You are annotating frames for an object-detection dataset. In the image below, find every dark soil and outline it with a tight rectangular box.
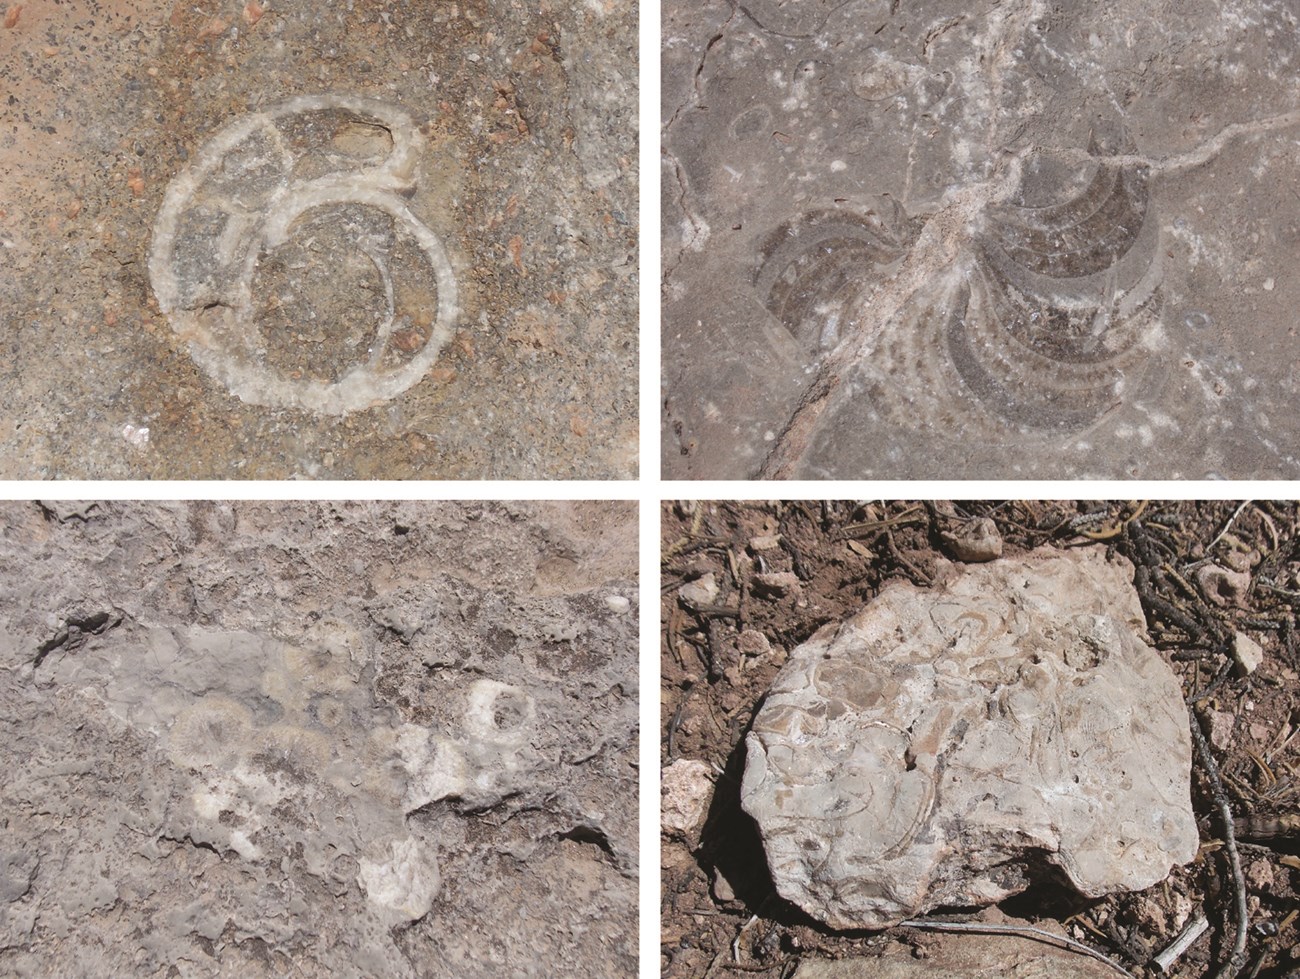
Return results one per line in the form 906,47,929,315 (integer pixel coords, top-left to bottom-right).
661,501,1300,979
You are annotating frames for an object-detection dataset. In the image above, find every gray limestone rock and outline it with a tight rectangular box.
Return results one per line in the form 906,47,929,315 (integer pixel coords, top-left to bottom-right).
663,0,1300,480
741,547,1197,929
0,502,637,978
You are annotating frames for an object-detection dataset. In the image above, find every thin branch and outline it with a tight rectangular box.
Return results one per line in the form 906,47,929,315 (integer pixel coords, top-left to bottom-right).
1206,501,1252,552
1152,914,1209,973
896,918,1136,978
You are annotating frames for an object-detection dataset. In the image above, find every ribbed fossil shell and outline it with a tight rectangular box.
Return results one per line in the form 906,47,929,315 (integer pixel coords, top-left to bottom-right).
753,141,1164,436
753,199,917,355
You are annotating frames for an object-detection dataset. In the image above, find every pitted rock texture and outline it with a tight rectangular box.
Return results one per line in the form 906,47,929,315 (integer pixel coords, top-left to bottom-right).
741,547,1197,929
0,502,637,977
663,0,1300,479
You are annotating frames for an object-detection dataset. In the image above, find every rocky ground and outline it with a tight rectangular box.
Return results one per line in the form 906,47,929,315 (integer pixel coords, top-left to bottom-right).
0,1,637,479
662,500,1300,979
0,501,638,977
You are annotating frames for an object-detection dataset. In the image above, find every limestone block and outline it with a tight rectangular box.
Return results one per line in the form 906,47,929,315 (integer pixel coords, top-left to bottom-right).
742,548,1197,929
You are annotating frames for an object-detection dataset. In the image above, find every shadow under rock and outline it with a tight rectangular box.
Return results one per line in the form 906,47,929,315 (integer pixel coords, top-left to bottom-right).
694,705,820,930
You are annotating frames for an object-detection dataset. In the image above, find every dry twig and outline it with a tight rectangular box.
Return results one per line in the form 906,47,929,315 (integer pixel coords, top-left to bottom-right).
896,918,1136,978
1206,501,1252,552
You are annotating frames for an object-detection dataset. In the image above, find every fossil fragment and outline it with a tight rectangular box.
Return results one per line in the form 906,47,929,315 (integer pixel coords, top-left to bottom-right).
754,201,916,356
165,695,254,771
37,622,544,948
741,548,1197,929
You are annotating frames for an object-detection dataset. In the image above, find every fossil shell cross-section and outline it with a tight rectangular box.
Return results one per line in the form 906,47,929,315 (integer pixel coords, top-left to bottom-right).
150,95,458,416
662,0,1300,479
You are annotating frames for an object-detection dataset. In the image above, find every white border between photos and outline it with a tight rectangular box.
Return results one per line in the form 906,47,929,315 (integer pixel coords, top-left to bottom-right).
2,0,1300,973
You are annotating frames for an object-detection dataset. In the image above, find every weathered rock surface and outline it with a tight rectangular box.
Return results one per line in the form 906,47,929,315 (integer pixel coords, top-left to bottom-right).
0,2,636,479
741,547,1197,929
663,0,1300,479
0,502,637,977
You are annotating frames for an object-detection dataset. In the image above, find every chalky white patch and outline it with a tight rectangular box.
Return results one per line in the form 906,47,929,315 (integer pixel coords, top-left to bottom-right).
358,836,440,921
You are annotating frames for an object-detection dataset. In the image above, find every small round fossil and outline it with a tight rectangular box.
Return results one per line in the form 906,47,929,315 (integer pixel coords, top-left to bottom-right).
166,696,254,771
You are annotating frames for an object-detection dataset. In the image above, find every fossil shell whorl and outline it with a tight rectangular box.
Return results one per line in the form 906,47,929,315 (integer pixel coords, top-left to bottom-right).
984,160,1152,280
943,149,1164,433
149,94,459,416
755,143,1165,438
753,200,917,356
942,253,1162,433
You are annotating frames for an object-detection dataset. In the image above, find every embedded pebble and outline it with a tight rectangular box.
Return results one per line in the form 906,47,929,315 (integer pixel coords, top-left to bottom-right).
1196,563,1253,607
712,868,737,902
751,571,801,599
940,516,1003,562
1206,708,1236,751
735,630,771,657
679,573,720,606
1233,631,1264,675
1246,858,1275,892
661,759,714,840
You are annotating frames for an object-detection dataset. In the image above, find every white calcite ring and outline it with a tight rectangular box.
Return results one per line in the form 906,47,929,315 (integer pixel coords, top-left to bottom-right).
149,94,459,415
